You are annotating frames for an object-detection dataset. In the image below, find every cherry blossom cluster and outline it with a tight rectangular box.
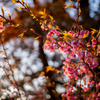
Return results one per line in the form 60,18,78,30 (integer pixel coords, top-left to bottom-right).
43,28,100,100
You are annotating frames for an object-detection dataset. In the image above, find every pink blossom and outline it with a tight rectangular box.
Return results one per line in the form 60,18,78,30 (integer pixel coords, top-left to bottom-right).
71,40,78,47
98,93,100,96
64,47,71,54
69,54,76,59
0,22,3,32
86,42,91,47
41,24,48,31
91,38,97,44
68,30,74,35
85,30,89,37
78,30,85,39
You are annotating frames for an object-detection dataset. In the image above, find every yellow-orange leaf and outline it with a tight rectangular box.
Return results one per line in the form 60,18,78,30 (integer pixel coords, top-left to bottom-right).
9,69,13,72
79,7,81,15
1,52,4,57
7,13,11,20
34,36,39,39
18,33,24,37
21,0,23,3
39,9,46,15
98,28,100,36
48,23,52,29
16,24,20,27
49,15,53,21
8,74,12,77
44,20,47,24
18,5,22,9
39,71,45,76
38,11,45,15
65,5,72,9
25,3,28,8
57,70,61,74
46,66,55,73
1,6,4,16
91,28,97,35
12,0,16,4
83,34,87,38
69,0,72,3
0,50,3,52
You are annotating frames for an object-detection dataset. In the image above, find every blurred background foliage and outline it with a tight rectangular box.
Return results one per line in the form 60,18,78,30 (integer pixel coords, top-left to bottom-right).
0,0,100,99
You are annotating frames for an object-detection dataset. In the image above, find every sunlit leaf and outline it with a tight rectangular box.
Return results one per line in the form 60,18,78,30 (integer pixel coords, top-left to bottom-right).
39,71,45,76
12,0,16,4
1,52,4,57
57,70,61,74
16,24,20,27
79,7,81,15
18,33,24,37
8,74,12,77
48,23,52,29
65,5,72,9
55,25,59,30
69,0,72,3
83,34,87,38
34,36,39,39
49,15,53,21
9,69,13,72
30,14,36,19
91,28,97,35
39,9,46,15
38,11,45,15
97,28,100,37
25,3,28,8
46,66,55,73
7,13,11,20
20,0,23,3
44,20,47,24
1,5,4,16
18,5,22,9
0,50,3,52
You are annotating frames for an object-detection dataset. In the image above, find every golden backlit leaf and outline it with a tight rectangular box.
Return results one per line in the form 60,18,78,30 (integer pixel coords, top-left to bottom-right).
79,7,81,15
57,70,61,74
46,66,55,73
18,5,22,9
49,15,53,21
69,0,72,3
91,28,97,35
1,52,4,57
65,5,72,9
39,9,46,15
34,36,39,39
18,33,24,37
48,23,52,29
38,11,45,15
0,50,3,52
1,5,4,16
44,20,47,24
7,13,11,20
25,3,28,8
39,71,45,76
21,0,23,3
12,0,16,4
